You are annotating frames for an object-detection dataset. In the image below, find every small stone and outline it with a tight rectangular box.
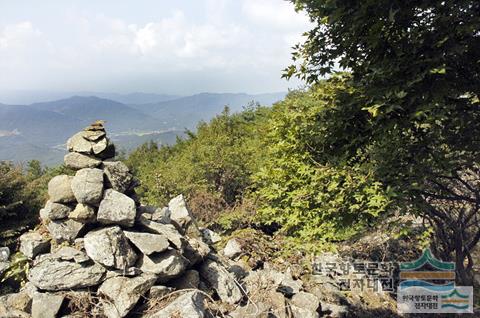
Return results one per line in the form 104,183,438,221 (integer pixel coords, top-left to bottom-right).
168,194,200,237
223,238,243,259
49,246,90,263
138,214,186,250
147,291,205,318
92,137,108,155
98,274,157,318
48,175,75,203
44,201,72,220
168,269,200,290
19,232,50,259
97,189,136,227
32,293,64,318
103,161,133,193
67,132,93,153
83,129,106,141
277,268,303,297
64,152,102,170
138,250,189,282
149,285,173,298
69,203,96,222
124,231,169,255
0,262,9,277
71,168,104,205
47,218,85,243
0,247,10,262
291,292,320,318
199,260,242,304
201,228,221,244
84,226,137,270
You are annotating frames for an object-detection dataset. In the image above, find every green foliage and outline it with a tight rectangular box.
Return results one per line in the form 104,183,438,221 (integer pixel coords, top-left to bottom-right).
126,105,271,224
255,78,393,242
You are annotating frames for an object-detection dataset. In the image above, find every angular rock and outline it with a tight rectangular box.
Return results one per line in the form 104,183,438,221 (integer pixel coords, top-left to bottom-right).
19,232,50,259
69,203,96,222
71,168,104,205
67,131,93,153
97,189,136,227
83,129,105,141
169,194,200,237
201,229,221,245
0,291,32,315
64,152,102,170
103,161,133,193
46,218,85,243
32,293,64,318
277,268,303,296
138,250,188,282
98,274,156,318
0,247,10,262
229,302,271,318
47,246,90,264
84,226,137,270
97,142,115,159
137,205,171,224
199,260,242,304
44,201,72,220
28,257,105,291
124,231,169,255
183,238,210,266
291,292,320,318
169,269,200,290
0,262,9,277
223,238,243,259
138,214,186,250
92,137,108,155
149,285,173,298
147,290,205,318
48,175,76,203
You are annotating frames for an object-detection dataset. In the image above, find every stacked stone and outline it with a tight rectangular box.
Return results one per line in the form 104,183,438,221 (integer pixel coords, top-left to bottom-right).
4,123,243,318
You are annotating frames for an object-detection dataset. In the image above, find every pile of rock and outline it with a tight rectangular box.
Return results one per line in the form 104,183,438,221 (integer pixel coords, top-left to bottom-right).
0,123,325,318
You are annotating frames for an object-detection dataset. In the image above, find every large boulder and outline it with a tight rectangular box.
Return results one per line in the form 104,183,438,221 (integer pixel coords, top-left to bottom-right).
67,131,93,154
48,175,75,203
147,290,206,318
19,232,50,259
124,231,169,255
64,152,101,170
28,256,105,291
98,274,157,318
97,189,136,227
138,250,189,282
84,226,137,270
31,293,64,318
43,201,72,220
71,168,104,205
46,218,85,243
103,161,133,193
199,260,242,304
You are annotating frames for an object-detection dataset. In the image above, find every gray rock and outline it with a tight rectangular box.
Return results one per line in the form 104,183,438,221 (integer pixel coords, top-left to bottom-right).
48,175,76,203
229,302,271,318
183,238,210,266
201,229,221,244
0,262,9,277
0,291,33,315
105,267,142,279
92,137,109,155
98,274,157,318
32,293,64,318
321,303,348,318
67,131,93,153
46,246,90,264
138,214,186,250
97,142,115,159
28,257,105,291
64,152,102,170
223,238,243,259
46,218,85,243
147,290,205,318
149,285,173,298
124,231,169,255
277,268,303,296
44,201,72,220
199,260,242,304
0,247,10,262
69,203,96,222
137,206,171,224
291,292,320,318
169,269,200,290
97,189,136,227
84,226,137,270
168,194,200,237
103,161,133,193
19,232,50,259
83,129,106,141
138,250,188,282
71,168,104,205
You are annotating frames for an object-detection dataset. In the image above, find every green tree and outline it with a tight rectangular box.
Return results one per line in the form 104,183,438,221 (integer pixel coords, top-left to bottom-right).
285,0,480,284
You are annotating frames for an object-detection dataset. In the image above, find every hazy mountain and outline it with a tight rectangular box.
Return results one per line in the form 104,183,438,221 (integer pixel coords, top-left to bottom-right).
0,92,286,165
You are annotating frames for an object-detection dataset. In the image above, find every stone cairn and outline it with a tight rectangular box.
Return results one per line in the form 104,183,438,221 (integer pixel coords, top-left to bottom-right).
1,122,321,318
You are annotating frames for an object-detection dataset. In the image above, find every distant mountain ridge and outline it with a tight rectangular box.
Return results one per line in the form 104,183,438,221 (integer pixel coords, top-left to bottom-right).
0,92,286,165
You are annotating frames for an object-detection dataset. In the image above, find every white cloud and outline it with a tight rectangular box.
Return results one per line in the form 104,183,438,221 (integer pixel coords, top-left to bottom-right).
242,0,311,30
0,21,42,49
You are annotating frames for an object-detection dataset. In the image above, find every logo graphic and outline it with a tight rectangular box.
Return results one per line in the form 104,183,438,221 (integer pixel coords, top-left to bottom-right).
397,248,473,314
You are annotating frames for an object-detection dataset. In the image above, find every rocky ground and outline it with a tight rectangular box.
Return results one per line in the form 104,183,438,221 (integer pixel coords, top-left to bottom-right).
0,124,478,317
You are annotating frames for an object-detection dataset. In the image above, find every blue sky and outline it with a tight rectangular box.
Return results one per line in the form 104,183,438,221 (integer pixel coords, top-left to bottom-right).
0,0,312,95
